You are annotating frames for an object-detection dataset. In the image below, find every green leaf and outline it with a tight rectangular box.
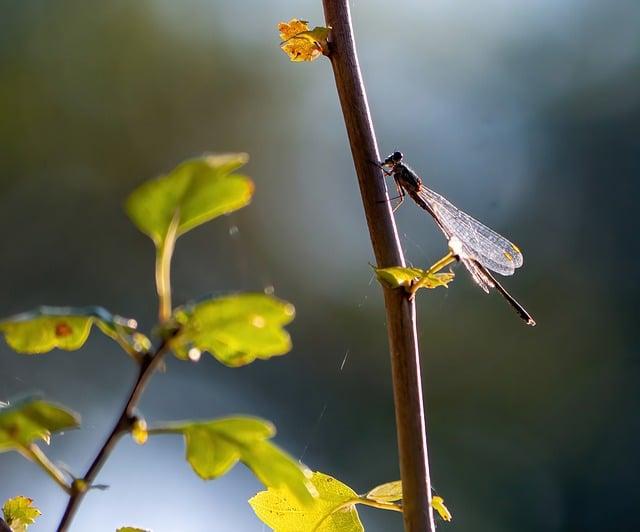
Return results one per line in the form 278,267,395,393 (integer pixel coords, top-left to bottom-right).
250,471,363,532
0,306,148,356
2,496,41,532
365,480,403,503
374,266,455,289
116,528,150,532
153,416,316,505
171,293,295,367
0,397,79,452
124,154,253,247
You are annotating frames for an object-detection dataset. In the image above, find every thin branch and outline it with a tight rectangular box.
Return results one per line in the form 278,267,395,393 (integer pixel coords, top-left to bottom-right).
19,444,71,494
56,338,172,532
0,519,11,532
321,1,436,530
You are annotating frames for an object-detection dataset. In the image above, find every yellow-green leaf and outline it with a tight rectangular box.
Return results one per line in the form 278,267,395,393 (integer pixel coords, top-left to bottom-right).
0,306,146,356
116,528,150,532
153,417,316,505
374,266,455,289
171,293,295,367
250,471,362,532
432,495,452,522
125,154,253,247
2,496,41,532
0,397,79,452
365,480,403,503
278,19,330,62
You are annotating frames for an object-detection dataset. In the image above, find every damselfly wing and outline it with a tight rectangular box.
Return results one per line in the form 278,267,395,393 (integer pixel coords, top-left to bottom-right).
381,151,535,326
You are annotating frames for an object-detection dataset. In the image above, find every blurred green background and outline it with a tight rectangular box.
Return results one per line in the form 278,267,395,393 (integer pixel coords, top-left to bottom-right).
1,0,639,530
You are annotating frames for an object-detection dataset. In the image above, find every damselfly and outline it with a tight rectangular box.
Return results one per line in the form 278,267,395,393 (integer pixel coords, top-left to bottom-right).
380,151,535,326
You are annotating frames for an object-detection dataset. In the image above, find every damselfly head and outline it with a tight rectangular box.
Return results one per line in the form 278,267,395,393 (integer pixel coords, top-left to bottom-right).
383,151,403,167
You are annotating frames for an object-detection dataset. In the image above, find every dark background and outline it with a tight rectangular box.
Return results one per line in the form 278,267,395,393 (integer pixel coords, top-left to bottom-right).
1,0,639,530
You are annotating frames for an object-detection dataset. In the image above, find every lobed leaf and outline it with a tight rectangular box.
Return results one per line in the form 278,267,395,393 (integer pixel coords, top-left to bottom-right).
171,293,295,367
0,397,79,452
154,416,316,505
252,471,453,530
2,496,41,532
125,154,253,248
250,471,362,532
278,19,330,62
0,306,147,356
374,266,455,290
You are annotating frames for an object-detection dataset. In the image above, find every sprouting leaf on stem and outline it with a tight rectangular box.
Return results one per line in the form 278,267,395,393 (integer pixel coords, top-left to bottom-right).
0,306,148,357
365,480,403,503
278,19,330,62
365,480,452,522
171,293,295,367
374,266,455,290
0,396,79,452
2,496,41,532
149,416,316,505
131,418,148,445
431,496,452,522
125,154,253,249
250,471,363,532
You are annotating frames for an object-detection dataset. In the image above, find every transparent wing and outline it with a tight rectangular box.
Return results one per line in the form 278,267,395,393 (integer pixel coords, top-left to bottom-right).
418,187,523,276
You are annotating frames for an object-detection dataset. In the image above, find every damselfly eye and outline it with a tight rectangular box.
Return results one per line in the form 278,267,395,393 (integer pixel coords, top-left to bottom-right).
392,151,403,162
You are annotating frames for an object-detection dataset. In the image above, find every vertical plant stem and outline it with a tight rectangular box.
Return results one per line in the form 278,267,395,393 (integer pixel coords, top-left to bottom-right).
321,1,436,530
156,244,172,322
155,210,179,323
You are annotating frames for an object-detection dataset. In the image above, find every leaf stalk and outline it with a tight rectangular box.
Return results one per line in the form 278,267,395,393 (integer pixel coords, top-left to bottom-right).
20,443,72,495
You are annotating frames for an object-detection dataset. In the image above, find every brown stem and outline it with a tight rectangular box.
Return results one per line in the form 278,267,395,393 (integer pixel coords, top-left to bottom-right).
0,519,11,532
56,339,172,532
320,1,436,530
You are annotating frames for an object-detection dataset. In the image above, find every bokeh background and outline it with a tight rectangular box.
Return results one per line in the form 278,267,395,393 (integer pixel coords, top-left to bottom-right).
1,0,639,530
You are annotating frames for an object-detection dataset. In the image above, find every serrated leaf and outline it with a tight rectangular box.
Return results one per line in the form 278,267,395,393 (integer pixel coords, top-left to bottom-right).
0,397,79,452
2,496,41,532
116,527,150,532
374,266,455,289
171,293,295,367
365,480,403,503
278,19,330,62
125,154,253,247
250,471,363,532
155,416,315,505
0,306,146,356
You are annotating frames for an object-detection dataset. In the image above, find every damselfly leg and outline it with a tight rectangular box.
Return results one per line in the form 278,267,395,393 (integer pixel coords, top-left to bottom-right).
408,251,457,298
